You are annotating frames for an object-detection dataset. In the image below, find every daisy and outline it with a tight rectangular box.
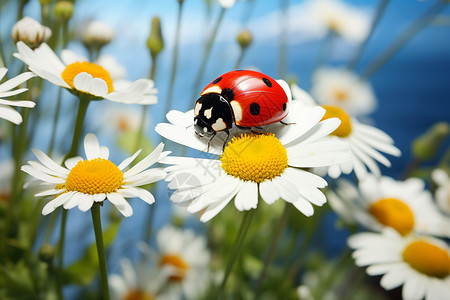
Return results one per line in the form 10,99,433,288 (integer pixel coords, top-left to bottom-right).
110,258,173,300
310,105,401,180
327,175,450,238
431,169,450,215
348,228,450,300
310,67,377,117
82,20,115,48
21,133,168,216
0,68,35,124
13,41,158,104
140,226,211,299
302,0,371,43
156,84,351,222
11,16,51,49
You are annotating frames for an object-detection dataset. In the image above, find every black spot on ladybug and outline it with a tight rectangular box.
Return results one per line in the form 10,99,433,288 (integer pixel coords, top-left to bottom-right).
250,102,260,115
262,77,272,88
221,88,235,101
235,69,244,71
283,103,287,111
213,76,222,84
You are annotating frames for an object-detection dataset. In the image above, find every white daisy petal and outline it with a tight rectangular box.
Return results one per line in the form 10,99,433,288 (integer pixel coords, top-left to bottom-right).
234,181,258,211
124,143,164,178
31,148,69,175
0,105,24,124
78,194,94,212
42,192,73,215
65,157,82,169
84,133,100,160
21,165,65,184
118,149,142,171
107,193,133,217
259,180,280,204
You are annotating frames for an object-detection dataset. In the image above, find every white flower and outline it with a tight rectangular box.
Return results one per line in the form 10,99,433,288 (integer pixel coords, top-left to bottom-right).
302,103,400,180
432,169,450,215
328,175,450,238
14,42,158,104
137,226,211,299
219,0,236,9
110,258,173,300
82,20,115,47
302,0,371,43
156,84,351,222
0,68,35,124
11,16,51,49
348,228,450,300
310,67,377,117
21,133,168,216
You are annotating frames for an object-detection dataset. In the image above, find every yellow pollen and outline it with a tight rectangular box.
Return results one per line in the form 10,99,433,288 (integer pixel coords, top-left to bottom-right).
220,133,288,183
124,290,155,300
321,105,352,137
369,198,415,236
159,254,188,282
61,61,114,93
333,88,349,102
402,240,450,279
65,158,123,195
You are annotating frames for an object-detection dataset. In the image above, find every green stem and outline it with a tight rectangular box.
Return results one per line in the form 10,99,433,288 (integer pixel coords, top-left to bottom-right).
65,97,91,160
214,209,255,300
346,0,390,70
91,203,110,300
191,7,227,99
164,0,184,114
234,48,246,70
253,203,291,299
360,0,448,80
48,88,63,156
56,209,67,300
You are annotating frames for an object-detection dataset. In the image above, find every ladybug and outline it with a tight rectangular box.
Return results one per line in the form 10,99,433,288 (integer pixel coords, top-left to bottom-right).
193,70,290,148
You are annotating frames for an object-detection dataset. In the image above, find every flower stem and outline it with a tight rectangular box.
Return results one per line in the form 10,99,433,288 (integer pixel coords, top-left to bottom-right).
48,87,63,156
346,0,390,71
253,203,291,299
360,0,448,80
164,0,184,114
91,203,110,300
56,209,67,300
214,209,255,300
191,7,227,99
65,97,91,160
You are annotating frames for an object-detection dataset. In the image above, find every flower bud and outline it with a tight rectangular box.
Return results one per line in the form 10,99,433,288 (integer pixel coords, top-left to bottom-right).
219,0,236,8
53,1,74,22
39,244,55,263
412,122,450,161
237,29,252,50
82,20,115,49
147,17,164,60
11,17,51,49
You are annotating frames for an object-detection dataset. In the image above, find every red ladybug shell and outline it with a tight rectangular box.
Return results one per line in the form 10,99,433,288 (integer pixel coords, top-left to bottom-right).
200,70,289,127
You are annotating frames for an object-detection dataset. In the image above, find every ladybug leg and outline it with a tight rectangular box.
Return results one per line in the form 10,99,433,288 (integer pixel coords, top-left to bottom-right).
221,130,231,151
206,133,216,152
250,127,265,134
280,120,295,126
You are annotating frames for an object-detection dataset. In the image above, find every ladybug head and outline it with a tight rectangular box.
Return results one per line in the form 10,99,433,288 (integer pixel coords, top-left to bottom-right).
193,93,233,137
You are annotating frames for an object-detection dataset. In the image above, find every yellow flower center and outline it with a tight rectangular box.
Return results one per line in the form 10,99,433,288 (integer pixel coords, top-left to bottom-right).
65,158,123,195
159,254,188,282
402,240,450,279
220,133,288,183
61,61,114,93
333,88,349,102
321,105,352,137
369,198,415,236
124,290,155,300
